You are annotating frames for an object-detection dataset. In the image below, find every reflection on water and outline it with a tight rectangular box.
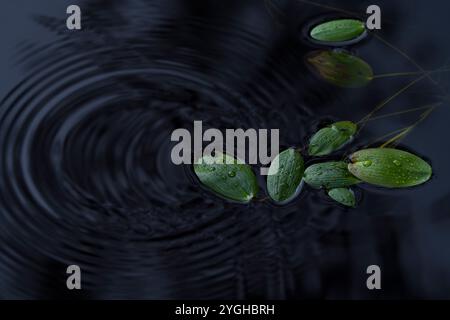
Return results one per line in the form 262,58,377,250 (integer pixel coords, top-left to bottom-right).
0,0,450,299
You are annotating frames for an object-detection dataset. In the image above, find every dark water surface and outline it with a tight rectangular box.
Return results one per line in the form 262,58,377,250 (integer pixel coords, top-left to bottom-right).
1,0,450,299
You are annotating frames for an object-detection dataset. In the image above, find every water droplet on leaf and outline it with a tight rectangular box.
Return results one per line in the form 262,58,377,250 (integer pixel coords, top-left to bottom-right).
348,148,432,188
309,19,366,44
308,121,357,156
304,161,360,189
363,160,372,167
267,149,304,203
194,153,258,203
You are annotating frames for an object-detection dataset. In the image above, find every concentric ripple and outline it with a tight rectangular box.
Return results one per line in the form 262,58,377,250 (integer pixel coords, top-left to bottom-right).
0,1,332,299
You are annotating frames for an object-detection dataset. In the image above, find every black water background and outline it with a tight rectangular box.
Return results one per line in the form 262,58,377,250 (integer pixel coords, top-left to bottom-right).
1,0,450,299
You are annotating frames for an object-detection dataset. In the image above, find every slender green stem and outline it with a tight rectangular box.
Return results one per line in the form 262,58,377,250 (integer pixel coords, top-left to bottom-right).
357,74,427,127
379,127,413,148
295,0,360,17
294,0,400,24
373,33,442,88
380,106,436,148
363,103,442,122
372,72,420,79
360,126,412,151
372,68,450,79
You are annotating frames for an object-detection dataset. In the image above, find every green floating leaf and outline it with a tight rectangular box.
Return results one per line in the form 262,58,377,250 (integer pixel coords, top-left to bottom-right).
310,19,366,43
267,148,305,203
306,50,373,88
328,188,356,207
348,148,432,188
194,153,258,203
308,121,357,156
304,161,360,189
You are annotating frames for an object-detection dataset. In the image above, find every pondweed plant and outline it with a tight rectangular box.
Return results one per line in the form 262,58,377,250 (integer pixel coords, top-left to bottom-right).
193,153,259,203
308,121,356,156
194,120,432,207
194,12,442,207
306,50,374,88
266,148,304,203
309,19,366,43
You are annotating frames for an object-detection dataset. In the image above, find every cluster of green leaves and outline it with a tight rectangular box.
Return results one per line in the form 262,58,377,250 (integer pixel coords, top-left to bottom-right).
306,19,373,88
193,18,432,207
194,120,432,207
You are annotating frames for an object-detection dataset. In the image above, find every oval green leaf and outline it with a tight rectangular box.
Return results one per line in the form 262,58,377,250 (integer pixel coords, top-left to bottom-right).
328,188,356,207
310,19,366,43
304,161,360,189
267,148,305,203
194,153,259,203
348,148,432,188
308,121,357,156
306,50,373,88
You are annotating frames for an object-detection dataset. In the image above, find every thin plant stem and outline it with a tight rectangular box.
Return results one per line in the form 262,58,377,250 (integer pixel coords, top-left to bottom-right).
380,106,436,148
379,127,413,148
372,68,450,79
293,0,399,25
373,33,442,88
363,103,442,122
294,0,362,18
366,126,411,147
357,74,427,128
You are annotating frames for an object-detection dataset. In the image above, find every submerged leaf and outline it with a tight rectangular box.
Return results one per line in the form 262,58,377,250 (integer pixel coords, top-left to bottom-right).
267,148,304,203
310,19,366,43
348,148,432,188
308,121,357,156
304,161,360,189
194,153,258,202
328,188,356,207
306,50,373,88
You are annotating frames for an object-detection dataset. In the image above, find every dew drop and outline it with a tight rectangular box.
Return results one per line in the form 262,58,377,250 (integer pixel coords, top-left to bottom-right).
362,160,372,167
393,160,401,166
228,171,236,177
